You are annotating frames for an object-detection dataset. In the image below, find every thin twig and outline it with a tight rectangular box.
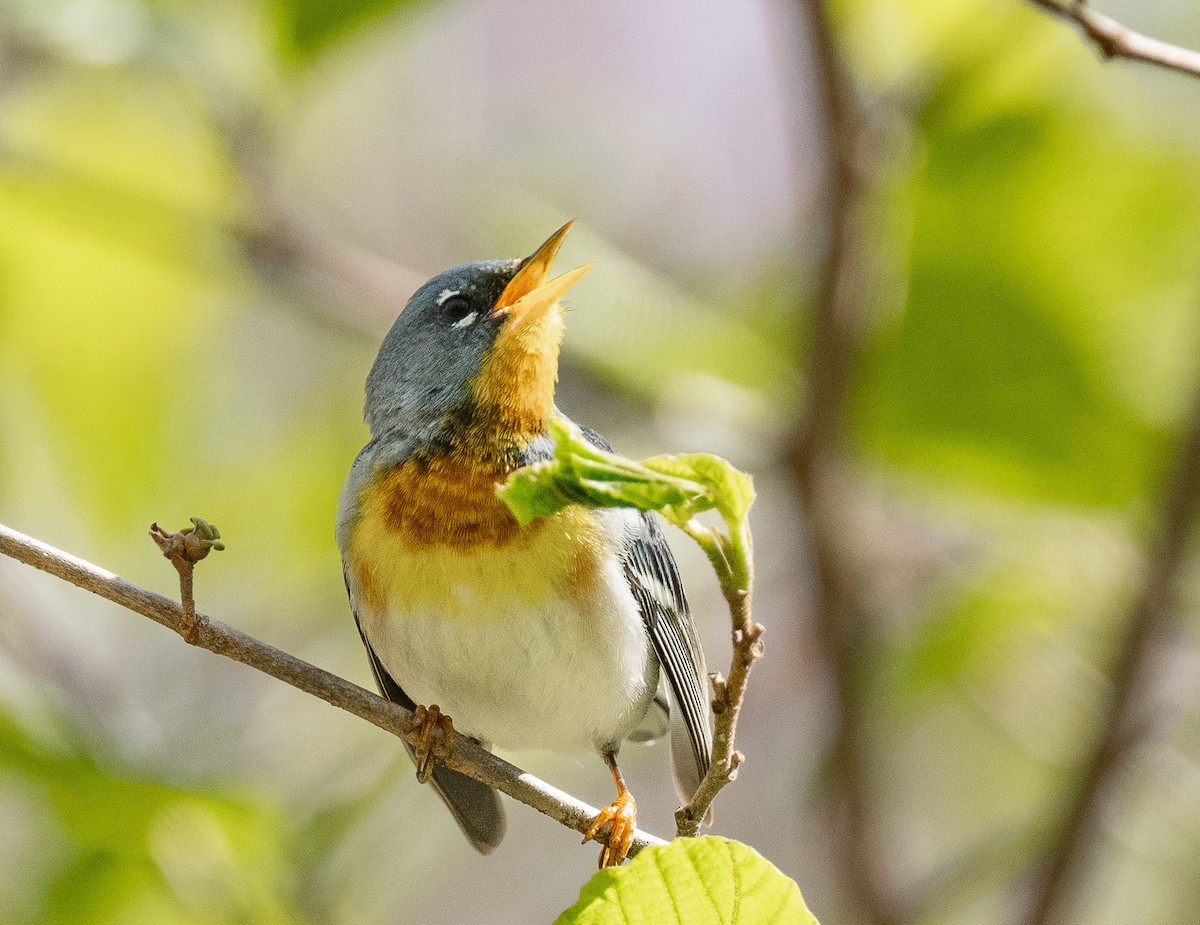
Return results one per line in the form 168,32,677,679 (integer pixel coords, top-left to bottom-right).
675,522,762,835
1022,378,1200,924
149,517,224,643
0,521,667,857
790,3,898,924
1025,0,1200,79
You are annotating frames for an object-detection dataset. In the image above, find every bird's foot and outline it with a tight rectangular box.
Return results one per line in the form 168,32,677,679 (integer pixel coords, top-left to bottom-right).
413,704,455,784
583,789,637,868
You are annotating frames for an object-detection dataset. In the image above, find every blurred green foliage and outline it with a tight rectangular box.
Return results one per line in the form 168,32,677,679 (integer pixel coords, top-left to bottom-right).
0,707,301,925
2,0,1199,923
852,6,1200,508
0,67,239,523
273,0,424,60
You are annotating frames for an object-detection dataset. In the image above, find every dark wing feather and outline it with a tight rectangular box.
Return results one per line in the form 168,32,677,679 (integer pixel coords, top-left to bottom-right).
622,514,713,801
575,423,713,800
345,573,506,854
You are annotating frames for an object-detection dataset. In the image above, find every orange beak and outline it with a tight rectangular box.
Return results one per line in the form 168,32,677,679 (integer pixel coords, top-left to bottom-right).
492,221,593,322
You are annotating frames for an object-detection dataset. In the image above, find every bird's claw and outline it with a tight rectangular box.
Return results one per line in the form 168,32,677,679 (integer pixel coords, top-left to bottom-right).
583,790,637,867
413,704,455,784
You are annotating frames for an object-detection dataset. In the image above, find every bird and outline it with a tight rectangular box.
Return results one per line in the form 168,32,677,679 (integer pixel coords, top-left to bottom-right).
335,221,712,867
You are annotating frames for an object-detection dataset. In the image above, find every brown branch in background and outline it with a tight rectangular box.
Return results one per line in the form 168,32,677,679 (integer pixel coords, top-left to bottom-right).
792,0,862,473
790,6,1200,924
789,3,898,925
0,521,667,858
1025,0,1200,79
1023,378,1200,924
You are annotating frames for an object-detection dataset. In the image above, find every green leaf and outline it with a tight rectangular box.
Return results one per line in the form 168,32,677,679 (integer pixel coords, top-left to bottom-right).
496,419,754,531
644,453,756,524
895,573,1061,696
555,837,816,925
498,462,579,527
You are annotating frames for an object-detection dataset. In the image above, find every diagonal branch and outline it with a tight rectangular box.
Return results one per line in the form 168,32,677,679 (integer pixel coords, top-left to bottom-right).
0,521,667,858
1025,0,1200,79
1022,376,1200,924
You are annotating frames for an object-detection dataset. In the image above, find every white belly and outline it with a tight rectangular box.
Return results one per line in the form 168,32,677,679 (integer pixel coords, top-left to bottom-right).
355,545,658,753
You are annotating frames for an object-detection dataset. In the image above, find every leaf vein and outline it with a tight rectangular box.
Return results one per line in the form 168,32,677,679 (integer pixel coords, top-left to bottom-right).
652,847,685,924
685,843,725,922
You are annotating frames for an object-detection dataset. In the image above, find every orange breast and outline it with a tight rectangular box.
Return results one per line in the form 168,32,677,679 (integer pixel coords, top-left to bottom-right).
346,450,610,619
362,453,529,551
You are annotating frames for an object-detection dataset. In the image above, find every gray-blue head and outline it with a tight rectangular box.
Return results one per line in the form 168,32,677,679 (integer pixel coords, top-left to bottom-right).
363,222,591,447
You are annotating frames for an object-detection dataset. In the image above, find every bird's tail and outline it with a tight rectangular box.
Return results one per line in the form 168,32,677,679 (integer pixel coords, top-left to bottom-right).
425,761,506,854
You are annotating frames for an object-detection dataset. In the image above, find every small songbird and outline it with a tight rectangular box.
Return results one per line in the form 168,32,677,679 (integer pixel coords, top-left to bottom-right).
335,222,712,866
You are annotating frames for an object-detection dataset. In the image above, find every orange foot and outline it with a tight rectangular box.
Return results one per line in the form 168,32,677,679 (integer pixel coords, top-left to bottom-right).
583,789,637,868
413,704,455,784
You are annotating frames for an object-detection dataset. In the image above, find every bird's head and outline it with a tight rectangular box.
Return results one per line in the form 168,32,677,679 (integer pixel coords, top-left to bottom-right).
364,222,592,447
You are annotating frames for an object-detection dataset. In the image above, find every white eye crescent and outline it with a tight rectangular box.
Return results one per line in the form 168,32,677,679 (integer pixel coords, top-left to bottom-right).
437,292,476,326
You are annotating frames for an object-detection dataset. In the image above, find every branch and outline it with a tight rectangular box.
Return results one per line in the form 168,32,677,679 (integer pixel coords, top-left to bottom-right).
1025,0,1200,79
0,521,667,857
149,517,225,643
792,0,863,476
1022,376,1200,924
789,3,898,925
674,520,762,835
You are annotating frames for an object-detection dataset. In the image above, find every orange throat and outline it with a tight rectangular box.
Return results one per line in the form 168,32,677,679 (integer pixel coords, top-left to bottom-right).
468,300,564,436
349,302,568,608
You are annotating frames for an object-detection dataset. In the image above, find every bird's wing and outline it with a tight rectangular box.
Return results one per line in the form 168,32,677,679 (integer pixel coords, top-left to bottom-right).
621,514,713,802
344,570,506,853
576,424,713,801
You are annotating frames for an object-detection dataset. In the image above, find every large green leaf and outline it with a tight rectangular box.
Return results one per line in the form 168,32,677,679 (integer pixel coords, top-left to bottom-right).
555,837,816,925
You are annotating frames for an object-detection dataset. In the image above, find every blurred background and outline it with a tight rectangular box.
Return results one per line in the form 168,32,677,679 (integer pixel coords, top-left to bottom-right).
2,0,1199,922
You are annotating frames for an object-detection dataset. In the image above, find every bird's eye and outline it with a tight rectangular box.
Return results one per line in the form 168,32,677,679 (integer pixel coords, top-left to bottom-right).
439,295,476,325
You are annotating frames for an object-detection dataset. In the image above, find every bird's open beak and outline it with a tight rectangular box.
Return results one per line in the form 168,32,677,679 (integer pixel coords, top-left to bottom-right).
492,221,593,321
